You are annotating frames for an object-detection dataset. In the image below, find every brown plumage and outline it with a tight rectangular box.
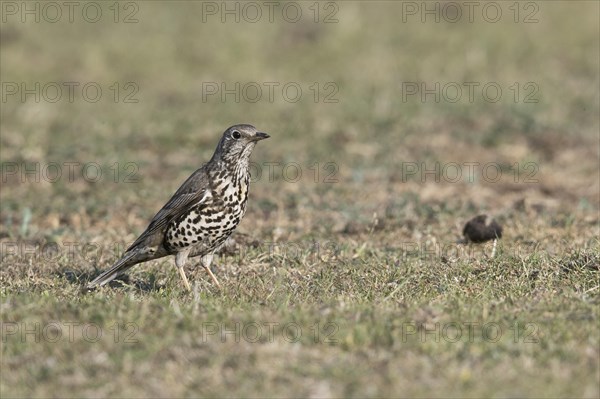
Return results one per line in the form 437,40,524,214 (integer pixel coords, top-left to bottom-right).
88,124,269,290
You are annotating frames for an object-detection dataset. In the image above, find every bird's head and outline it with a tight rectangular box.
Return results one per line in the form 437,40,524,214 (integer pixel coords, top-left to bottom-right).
213,124,269,164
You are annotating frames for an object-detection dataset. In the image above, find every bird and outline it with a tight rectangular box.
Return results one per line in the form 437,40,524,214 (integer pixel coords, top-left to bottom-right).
459,214,503,257
88,124,269,291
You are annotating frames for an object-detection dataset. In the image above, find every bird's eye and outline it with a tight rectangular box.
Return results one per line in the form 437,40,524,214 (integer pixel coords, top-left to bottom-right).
232,131,241,139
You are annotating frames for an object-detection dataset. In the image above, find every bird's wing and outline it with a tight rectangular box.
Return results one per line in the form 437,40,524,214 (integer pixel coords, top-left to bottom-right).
126,168,211,251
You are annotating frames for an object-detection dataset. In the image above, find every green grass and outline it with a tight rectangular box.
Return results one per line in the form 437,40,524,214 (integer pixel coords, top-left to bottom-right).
1,1,599,398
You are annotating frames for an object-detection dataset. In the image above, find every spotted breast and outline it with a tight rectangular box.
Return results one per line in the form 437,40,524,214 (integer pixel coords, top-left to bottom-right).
165,177,248,256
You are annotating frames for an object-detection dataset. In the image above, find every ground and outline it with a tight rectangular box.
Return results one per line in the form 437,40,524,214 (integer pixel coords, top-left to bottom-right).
1,2,599,397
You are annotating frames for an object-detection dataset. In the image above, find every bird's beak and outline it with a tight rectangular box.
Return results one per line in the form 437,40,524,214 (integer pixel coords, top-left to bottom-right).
252,132,270,141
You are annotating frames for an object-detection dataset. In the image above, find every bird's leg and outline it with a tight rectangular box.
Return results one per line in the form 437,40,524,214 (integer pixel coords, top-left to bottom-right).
175,250,192,291
491,239,498,258
201,253,221,288
178,267,191,291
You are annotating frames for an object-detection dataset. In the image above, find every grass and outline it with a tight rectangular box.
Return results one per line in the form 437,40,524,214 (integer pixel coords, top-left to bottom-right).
1,1,599,397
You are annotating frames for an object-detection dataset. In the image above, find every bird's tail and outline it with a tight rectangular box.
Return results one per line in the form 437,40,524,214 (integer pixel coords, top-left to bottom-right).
87,248,156,289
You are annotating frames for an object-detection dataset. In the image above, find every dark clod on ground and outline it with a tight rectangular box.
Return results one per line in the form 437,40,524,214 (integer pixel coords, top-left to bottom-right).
461,214,503,244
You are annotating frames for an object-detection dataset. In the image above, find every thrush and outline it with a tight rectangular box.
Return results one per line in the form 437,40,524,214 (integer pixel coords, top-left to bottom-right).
88,124,269,291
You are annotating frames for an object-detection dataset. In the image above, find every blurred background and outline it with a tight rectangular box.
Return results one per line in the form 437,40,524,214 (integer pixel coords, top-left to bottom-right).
1,2,598,235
